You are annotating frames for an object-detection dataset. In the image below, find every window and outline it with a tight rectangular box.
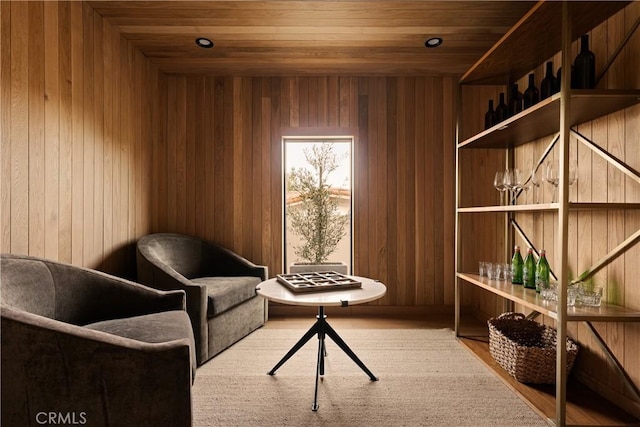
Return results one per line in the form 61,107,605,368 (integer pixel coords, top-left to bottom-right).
283,137,353,273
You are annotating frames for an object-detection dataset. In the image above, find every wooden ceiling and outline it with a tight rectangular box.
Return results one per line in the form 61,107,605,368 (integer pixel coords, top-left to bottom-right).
88,1,537,76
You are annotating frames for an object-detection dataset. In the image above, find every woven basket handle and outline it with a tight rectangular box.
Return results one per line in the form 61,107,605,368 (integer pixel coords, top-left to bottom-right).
497,312,526,321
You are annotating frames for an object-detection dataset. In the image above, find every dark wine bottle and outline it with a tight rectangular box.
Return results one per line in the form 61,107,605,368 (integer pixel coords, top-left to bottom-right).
555,66,574,92
495,92,509,123
508,83,523,116
484,99,496,130
523,73,539,109
540,61,556,100
555,67,562,92
574,34,596,89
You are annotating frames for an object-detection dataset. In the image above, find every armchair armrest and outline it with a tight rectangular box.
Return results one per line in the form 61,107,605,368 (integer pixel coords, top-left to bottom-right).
205,244,268,280
1,306,192,427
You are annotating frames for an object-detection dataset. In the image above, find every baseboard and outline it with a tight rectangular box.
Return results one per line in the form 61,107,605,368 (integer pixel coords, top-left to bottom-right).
267,303,454,318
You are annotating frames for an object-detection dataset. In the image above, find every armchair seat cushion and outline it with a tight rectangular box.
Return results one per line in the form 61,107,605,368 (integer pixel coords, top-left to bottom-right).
85,310,196,375
192,276,262,318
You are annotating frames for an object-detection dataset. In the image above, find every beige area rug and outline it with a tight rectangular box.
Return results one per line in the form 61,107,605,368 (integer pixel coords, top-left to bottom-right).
192,328,546,427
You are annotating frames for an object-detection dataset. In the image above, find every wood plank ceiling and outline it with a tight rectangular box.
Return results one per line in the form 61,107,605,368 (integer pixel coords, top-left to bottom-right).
88,1,536,76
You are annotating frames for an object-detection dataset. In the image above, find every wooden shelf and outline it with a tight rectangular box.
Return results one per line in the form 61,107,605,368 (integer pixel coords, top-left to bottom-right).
458,203,640,213
456,335,640,426
459,203,558,213
458,90,640,149
460,1,631,85
457,273,640,322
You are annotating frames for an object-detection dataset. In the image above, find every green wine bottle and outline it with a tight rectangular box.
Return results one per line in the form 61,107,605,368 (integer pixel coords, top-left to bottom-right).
535,249,550,293
511,245,524,285
523,247,536,289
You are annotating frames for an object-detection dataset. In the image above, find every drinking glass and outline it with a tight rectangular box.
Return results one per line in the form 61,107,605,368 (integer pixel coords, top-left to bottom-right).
500,263,510,281
493,171,507,205
530,168,542,203
487,263,500,280
511,168,527,204
567,285,579,307
479,261,487,277
503,169,516,205
578,286,603,307
545,162,560,202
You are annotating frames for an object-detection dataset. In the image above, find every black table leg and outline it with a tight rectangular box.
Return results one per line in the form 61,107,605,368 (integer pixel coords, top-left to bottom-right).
267,320,319,376
312,331,324,411
267,305,378,411
324,320,378,381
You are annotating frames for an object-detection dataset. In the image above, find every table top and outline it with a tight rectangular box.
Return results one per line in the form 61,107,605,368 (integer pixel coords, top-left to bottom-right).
256,276,386,307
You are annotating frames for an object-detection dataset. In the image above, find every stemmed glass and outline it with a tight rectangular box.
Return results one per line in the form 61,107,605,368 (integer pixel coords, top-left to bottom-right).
504,168,525,205
493,171,507,205
545,162,578,203
521,172,533,203
530,167,542,203
545,162,560,202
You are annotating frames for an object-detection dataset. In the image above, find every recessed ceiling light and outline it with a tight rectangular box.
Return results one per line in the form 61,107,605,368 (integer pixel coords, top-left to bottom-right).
195,37,214,48
425,37,443,48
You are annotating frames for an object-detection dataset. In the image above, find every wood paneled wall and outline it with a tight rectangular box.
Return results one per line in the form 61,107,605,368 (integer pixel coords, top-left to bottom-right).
460,2,640,416
155,75,457,306
1,1,159,277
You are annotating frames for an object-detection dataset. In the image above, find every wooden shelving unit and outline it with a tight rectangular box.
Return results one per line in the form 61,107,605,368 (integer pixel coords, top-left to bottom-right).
454,1,640,426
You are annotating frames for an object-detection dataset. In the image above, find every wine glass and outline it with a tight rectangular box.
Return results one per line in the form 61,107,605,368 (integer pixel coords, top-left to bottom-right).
493,171,507,205
504,168,526,205
511,168,526,203
545,162,560,202
521,172,533,203
530,167,542,203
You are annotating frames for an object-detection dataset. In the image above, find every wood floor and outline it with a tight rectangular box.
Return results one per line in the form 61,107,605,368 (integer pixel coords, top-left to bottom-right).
264,310,640,426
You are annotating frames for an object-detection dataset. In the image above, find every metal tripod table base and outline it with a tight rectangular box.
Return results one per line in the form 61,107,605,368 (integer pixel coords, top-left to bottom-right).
267,306,378,411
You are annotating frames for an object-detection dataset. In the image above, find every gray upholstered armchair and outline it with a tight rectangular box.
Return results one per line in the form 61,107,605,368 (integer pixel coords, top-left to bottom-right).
1,254,195,427
136,233,267,365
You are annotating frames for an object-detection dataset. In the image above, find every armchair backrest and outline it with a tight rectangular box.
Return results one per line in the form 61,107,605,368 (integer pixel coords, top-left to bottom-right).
138,233,266,281
0,256,56,319
137,233,204,279
1,254,178,326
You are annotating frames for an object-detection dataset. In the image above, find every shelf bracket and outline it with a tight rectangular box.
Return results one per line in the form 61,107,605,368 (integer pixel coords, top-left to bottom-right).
572,129,640,186
583,321,640,404
572,228,640,285
595,15,640,87
512,134,559,204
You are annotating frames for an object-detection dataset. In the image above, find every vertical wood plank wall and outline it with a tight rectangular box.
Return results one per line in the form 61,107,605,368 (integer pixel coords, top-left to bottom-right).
2,0,638,415
155,76,457,307
0,1,158,278
460,3,640,416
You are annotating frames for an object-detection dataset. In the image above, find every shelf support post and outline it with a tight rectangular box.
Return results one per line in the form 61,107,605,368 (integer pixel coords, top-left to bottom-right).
454,81,462,337
572,228,640,285
555,2,572,426
571,129,640,186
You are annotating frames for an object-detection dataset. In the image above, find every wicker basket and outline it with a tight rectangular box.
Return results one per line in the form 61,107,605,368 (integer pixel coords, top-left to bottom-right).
488,312,579,384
